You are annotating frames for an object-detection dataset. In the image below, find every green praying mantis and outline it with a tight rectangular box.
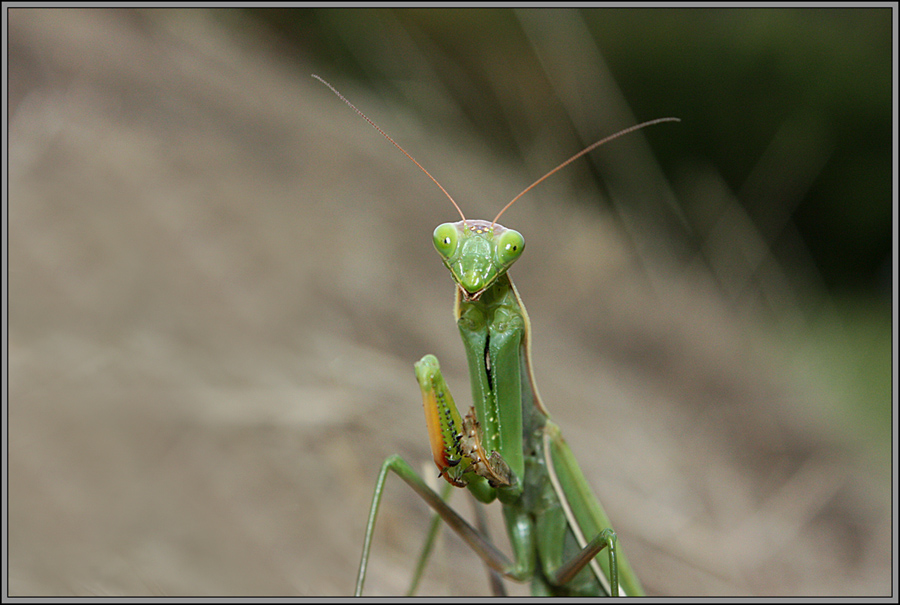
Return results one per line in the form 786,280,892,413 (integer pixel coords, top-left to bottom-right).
314,75,677,596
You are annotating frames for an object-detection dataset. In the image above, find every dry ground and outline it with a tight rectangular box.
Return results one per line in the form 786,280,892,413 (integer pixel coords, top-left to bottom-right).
7,8,892,597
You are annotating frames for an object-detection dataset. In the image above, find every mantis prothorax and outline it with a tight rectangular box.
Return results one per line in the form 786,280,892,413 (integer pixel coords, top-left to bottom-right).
314,74,678,596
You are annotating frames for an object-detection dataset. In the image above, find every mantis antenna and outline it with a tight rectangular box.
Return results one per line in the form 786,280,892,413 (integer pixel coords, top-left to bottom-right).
313,75,467,223
314,75,679,229
491,117,680,228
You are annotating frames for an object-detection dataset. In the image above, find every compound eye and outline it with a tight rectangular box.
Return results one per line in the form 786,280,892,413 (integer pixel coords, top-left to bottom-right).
433,223,460,260
496,229,525,267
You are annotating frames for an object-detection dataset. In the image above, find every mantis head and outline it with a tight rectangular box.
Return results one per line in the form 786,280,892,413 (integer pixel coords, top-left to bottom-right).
313,74,678,299
432,219,524,300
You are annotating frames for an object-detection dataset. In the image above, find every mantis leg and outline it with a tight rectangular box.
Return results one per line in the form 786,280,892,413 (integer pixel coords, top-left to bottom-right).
406,486,509,596
542,422,644,596
551,527,618,591
471,500,508,596
406,480,453,596
528,459,619,596
355,454,520,596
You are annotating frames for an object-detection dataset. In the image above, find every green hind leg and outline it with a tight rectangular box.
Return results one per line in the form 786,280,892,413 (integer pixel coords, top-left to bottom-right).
405,480,452,595
355,454,518,596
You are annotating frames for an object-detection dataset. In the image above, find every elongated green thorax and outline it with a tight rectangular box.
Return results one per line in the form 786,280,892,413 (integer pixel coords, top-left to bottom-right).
428,219,533,497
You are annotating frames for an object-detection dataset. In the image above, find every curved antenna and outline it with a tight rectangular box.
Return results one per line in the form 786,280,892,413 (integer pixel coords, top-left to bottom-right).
491,117,680,227
313,75,466,223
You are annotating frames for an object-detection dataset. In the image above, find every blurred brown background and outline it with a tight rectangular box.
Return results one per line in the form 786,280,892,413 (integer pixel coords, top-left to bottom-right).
7,8,893,596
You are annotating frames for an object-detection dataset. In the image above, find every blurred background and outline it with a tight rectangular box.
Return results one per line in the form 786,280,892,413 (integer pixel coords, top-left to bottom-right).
7,7,893,597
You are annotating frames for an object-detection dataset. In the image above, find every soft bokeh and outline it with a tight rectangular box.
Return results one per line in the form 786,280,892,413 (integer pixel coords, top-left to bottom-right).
8,8,892,596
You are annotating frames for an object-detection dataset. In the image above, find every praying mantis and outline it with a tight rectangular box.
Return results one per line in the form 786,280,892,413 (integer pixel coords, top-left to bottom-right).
314,75,677,596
